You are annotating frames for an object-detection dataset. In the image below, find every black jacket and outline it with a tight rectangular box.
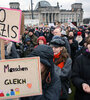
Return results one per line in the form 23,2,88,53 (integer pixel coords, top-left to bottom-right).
69,39,78,63
21,73,61,100
72,49,90,100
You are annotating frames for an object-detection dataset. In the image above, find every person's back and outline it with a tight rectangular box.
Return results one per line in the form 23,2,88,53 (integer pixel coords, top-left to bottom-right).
21,45,61,100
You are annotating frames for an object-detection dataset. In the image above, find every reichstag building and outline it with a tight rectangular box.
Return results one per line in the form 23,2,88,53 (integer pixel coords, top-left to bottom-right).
9,0,83,25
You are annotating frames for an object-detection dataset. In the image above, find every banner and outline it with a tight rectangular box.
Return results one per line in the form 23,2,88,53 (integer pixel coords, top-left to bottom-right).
24,19,39,27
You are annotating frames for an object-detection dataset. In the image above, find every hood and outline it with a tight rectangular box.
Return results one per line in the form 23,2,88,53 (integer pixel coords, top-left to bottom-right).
28,45,54,81
37,36,46,44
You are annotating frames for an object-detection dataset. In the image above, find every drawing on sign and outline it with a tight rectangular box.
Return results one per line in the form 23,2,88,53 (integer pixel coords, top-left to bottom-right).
0,7,22,43
15,88,20,95
0,90,4,97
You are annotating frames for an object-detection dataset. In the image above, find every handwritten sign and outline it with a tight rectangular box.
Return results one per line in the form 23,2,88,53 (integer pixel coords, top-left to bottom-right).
0,7,22,43
0,57,42,99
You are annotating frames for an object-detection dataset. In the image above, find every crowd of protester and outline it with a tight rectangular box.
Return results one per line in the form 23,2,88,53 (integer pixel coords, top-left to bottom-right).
1,23,90,100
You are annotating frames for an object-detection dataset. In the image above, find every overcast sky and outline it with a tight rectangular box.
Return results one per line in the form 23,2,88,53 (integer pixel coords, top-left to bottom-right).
0,0,89,18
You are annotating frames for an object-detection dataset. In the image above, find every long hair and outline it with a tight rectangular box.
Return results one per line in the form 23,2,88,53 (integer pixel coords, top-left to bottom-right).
55,47,69,65
41,66,51,84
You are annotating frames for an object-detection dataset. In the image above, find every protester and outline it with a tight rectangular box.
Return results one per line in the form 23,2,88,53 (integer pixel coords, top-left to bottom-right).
25,29,38,46
4,40,20,59
46,26,55,44
68,31,78,64
72,35,90,100
34,36,47,48
23,37,34,57
21,45,61,100
37,36,47,45
50,39,72,100
52,29,71,56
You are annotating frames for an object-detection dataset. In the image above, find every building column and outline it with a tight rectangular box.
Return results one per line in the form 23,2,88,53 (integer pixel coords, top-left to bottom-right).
53,13,55,22
57,13,59,21
45,13,46,24
48,13,49,24
55,13,56,21
52,13,53,23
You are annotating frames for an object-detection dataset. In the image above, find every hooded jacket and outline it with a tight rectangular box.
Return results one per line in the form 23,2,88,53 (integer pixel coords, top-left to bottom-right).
21,45,61,100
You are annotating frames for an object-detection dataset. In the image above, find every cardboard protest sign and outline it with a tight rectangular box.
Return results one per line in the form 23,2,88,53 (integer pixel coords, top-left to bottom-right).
0,57,42,99
0,7,22,43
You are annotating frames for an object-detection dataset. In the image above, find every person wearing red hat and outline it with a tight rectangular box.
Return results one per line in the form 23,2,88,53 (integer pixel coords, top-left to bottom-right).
76,31,83,45
35,36,47,48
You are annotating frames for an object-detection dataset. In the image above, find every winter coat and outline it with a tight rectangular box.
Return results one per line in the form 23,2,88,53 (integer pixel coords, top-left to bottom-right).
20,45,61,100
69,39,78,63
72,49,90,100
54,57,72,99
23,44,34,57
26,34,38,46
20,73,61,100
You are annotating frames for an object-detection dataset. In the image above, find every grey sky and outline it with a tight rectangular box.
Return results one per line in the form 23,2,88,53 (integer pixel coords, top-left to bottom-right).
0,0,89,18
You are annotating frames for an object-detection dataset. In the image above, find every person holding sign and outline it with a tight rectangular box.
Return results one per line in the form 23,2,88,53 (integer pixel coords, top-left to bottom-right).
21,45,61,100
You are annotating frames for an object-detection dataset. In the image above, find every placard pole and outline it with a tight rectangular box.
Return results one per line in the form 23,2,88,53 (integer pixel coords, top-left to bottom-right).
0,39,5,59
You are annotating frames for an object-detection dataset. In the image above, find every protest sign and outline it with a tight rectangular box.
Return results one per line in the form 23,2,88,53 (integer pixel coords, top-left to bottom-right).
0,7,22,43
24,19,39,27
0,57,42,99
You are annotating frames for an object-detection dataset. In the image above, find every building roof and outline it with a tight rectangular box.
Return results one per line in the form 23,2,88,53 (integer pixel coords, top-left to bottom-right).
9,2,20,5
72,3,82,5
35,0,51,10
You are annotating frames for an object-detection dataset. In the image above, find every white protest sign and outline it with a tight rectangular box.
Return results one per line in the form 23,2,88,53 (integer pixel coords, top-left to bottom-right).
48,23,54,27
24,19,39,26
0,57,42,99
0,7,22,43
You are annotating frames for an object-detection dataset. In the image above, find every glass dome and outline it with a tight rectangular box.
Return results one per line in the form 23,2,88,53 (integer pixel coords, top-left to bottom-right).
35,0,51,10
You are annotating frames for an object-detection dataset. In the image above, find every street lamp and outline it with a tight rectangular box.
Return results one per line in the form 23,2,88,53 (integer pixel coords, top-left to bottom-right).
31,0,33,19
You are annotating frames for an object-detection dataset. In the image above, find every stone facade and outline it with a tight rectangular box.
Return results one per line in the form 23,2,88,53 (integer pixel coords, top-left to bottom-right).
9,1,84,26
